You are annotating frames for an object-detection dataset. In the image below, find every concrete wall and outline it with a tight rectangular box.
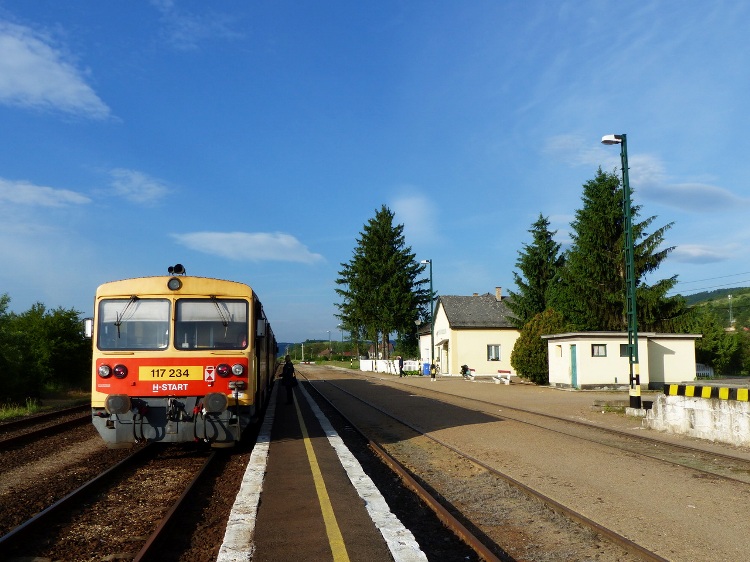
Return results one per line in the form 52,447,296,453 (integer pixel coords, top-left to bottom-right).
645,394,750,447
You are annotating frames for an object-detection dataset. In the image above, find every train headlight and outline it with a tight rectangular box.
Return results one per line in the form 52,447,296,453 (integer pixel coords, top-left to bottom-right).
216,363,231,377
204,392,228,413
105,394,131,414
167,277,182,291
98,364,112,378
113,364,128,379
232,363,245,376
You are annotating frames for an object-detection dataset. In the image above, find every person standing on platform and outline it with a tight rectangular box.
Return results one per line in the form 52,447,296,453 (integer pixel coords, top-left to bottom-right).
281,355,296,404
398,355,404,377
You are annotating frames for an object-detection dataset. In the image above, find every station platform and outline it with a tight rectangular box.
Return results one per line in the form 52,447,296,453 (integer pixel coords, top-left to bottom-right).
216,382,426,562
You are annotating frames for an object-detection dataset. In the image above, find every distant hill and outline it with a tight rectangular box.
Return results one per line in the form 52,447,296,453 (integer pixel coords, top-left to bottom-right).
683,287,750,306
683,287,750,329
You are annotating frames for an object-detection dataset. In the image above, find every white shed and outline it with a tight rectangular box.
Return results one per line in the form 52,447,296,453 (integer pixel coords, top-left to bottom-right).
542,332,701,390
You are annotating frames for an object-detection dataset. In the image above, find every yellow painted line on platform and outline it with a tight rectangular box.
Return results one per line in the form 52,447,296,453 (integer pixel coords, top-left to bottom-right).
668,385,678,396
685,385,695,397
739,389,749,401
701,386,712,398
719,387,730,400
293,393,350,562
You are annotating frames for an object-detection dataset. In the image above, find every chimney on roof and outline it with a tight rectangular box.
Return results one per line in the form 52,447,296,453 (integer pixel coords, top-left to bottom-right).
495,287,502,301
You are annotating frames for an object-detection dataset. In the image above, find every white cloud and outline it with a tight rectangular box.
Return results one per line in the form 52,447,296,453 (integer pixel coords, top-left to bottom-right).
671,244,729,264
109,168,171,205
0,178,91,206
640,181,750,212
0,21,110,119
391,190,440,246
544,134,750,214
150,0,242,51
172,231,325,264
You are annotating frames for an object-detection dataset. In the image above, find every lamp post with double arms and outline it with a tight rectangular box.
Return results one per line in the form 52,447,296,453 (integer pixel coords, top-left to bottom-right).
602,133,641,409
420,259,434,368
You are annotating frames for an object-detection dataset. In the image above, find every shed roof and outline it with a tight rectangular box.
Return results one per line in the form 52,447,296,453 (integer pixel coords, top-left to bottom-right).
541,332,702,341
438,293,517,329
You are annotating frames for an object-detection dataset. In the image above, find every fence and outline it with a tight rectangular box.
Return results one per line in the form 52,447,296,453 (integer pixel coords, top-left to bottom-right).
360,359,424,374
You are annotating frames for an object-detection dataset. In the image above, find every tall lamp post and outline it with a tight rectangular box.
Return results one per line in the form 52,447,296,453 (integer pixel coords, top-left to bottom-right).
602,133,640,409
420,259,434,368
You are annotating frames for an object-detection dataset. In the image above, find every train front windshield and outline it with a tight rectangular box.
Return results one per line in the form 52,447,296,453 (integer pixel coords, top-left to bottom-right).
98,298,170,350
97,297,248,351
175,299,248,350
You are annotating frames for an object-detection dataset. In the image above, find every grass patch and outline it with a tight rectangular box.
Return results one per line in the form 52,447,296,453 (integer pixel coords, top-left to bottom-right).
0,397,42,422
0,388,90,422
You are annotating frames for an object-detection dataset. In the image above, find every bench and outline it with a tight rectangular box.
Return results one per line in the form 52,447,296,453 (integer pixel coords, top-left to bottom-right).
494,370,512,385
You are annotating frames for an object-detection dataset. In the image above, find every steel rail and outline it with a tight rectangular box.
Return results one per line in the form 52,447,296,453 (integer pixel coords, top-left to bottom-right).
0,404,88,432
0,444,153,554
133,450,217,561
355,369,750,481
312,376,669,562
0,414,90,450
389,377,750,484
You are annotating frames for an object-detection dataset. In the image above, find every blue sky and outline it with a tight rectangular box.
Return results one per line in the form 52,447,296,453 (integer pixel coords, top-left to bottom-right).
1,1,749,343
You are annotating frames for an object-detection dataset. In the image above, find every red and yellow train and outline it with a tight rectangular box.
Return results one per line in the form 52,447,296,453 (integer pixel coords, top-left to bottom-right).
89,266,277,448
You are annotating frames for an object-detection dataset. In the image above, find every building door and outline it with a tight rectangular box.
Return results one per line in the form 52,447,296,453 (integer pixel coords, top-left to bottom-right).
570,344,578,388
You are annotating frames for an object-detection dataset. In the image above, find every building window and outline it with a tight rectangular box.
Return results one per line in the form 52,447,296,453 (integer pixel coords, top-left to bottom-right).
591,344,607,357
487,344,501,361
620,343,630,357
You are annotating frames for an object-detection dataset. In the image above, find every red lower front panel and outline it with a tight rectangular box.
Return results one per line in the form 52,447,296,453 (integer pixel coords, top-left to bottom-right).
95,356,249,398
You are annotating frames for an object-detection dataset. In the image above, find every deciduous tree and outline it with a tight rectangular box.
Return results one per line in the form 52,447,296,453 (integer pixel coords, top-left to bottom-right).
510,309,570,384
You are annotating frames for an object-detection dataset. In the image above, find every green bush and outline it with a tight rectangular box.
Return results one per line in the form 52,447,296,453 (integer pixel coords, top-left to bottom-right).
511,309,570,385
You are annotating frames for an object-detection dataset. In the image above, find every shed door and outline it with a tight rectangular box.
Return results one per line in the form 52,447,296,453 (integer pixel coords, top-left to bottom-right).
570,344,578,388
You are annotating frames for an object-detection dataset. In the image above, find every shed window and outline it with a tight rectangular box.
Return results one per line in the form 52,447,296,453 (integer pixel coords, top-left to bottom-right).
487,344,501,361
591,344,607,357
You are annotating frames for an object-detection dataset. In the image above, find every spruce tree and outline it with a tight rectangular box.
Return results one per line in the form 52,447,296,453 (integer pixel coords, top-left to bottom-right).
550,168,685,331
335,205,429,358
507,214,564,328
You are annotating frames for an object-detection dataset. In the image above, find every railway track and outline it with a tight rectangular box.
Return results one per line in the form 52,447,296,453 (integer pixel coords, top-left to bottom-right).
347,369,750,485
303,380,503,561
305,373,660,561
0,405,89,449
299,365,750,561
391,380,750,486
0,443,216,561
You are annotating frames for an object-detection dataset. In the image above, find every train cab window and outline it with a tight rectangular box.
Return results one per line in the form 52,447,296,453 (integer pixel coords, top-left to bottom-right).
98,298,170,350
175,299,248,350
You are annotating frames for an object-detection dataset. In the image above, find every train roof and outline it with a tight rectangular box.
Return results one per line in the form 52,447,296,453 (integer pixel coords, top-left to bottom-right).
95,276,255,298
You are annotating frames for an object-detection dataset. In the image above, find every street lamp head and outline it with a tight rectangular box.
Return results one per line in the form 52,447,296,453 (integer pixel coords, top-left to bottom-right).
601,134,623,145
420,259,431,264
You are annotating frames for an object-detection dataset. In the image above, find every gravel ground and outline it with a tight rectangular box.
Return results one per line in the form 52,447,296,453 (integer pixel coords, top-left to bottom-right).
300,366,750,562
5,372,750,561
